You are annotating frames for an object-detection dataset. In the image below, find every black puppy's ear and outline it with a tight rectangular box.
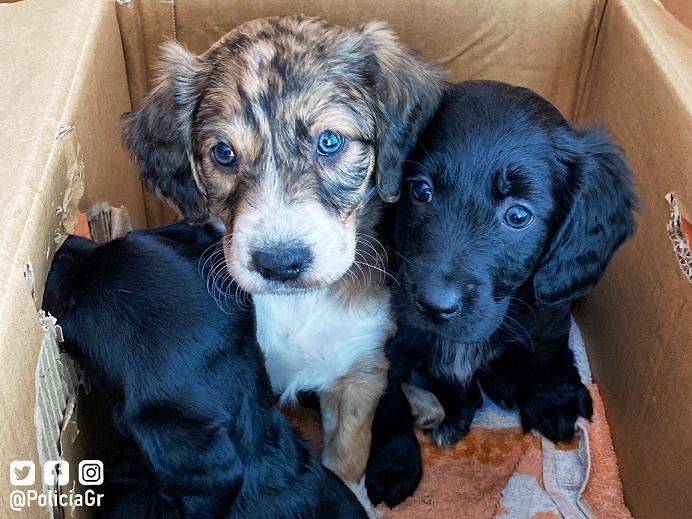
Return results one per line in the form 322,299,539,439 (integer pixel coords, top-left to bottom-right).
122,42,209,224
129,399,243,504
358,23,446,202
533,127,637,307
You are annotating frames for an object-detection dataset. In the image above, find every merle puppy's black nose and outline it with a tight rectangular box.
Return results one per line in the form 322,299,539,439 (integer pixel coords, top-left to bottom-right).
252,245,311,282
415,288,461,322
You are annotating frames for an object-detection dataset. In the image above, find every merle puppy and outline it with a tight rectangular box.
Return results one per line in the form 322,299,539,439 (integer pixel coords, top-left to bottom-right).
42,222,366,518
366,80,636,506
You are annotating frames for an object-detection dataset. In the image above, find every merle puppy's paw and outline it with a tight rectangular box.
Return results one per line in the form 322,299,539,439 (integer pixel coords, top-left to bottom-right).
365,430,422,508
402,383,446,430
431,413,473,448
519,381,593,443
415,404,446,431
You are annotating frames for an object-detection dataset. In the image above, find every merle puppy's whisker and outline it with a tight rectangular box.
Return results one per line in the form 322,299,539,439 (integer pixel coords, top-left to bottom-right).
357,232,390,264
355,233,398,286
198,237,249,314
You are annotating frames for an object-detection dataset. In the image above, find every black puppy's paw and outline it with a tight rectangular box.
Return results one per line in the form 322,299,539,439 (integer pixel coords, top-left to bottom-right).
431,413,473,448
365,431,422,508
519,382,593,443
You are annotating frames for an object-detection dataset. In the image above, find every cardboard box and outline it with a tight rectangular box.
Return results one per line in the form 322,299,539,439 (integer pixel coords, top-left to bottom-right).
0,0,690,517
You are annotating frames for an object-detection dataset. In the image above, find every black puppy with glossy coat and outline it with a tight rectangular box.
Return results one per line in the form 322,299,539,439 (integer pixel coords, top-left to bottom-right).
366,80,636,506
43,222,366,518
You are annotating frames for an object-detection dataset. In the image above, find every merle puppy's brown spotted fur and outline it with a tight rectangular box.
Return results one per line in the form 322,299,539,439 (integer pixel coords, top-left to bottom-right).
123,16,444,490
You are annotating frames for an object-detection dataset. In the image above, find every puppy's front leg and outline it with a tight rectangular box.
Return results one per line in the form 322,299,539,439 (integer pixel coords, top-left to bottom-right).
319,361,387,483
427,374,482,448
513,336,593,443
365,333,424,508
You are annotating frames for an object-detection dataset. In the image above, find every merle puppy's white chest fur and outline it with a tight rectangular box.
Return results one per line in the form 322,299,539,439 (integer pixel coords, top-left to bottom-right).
254,288,392,401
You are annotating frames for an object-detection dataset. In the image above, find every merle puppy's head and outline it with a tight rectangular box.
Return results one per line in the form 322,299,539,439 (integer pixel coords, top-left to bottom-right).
123,16,443,295
395,81,636,341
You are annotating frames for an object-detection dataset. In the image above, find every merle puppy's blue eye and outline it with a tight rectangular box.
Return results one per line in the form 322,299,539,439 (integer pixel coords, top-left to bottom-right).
316,130,344,156
409,178,433,203
211,142,236,167
504,205,533,229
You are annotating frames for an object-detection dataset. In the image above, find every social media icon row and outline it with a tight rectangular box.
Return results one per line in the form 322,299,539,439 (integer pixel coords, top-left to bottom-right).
9,460,103,486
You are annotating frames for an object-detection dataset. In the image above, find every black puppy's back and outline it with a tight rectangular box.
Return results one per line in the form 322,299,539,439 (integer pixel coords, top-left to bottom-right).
43,223,365,519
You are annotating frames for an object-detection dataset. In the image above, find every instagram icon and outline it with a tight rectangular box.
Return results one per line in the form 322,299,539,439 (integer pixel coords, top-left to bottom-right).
78,460,103,486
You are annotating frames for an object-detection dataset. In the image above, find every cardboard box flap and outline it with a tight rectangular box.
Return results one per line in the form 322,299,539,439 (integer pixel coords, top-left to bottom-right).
0,0,145,304
575,1,692,518
0,0,97,280
0,1,143,514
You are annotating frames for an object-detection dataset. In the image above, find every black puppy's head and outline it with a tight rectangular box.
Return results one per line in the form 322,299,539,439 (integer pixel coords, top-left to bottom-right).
395,81,636,341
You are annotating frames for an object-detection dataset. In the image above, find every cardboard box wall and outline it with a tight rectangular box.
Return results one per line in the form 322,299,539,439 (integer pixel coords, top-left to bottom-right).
0,0,690,517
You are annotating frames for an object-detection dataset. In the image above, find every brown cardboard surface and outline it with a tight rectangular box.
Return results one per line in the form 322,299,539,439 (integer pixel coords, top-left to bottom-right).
120,0,604,119
115,0,179,227
68,5,146,227
575,1,692,518
662,0,692,30
0,0,142,514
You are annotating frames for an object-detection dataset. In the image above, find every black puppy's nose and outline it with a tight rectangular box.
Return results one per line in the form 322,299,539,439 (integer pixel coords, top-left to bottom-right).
252,245,311,282
415,289,461,322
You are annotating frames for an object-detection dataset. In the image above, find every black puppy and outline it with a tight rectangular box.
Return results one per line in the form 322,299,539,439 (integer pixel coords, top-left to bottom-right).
367,80,636,506
43,222,366,519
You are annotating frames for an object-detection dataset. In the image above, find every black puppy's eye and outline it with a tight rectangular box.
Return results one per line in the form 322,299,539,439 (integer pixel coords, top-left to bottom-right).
316,130,345,156
504,205,534,229
211,142,237,167
409,179,433,203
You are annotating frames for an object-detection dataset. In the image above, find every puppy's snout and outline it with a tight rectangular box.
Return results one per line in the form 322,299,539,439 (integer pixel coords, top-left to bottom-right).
252,244,312,282
414,285,461,323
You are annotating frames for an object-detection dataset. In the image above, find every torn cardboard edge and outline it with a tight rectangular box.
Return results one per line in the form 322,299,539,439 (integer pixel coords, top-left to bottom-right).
86,203,132,243
53,129,86,247
35,311,79,519
34,203,132,518
24,125,87,519
665,192,692,284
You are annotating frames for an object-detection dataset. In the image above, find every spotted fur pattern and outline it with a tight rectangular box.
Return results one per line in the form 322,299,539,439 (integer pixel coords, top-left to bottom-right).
122,16,445,487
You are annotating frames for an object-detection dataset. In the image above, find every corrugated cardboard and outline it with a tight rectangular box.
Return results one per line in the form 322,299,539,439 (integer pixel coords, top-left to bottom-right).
574,1,692,517
0,0,690,517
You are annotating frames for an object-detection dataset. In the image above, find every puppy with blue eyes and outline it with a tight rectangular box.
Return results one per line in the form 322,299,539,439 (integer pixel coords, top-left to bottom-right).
366,80,637,507
122,15,445,491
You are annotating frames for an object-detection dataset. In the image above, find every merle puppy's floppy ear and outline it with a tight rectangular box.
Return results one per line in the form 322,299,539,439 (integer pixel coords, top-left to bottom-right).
533,127,637,307
359,23,446,202
122,42,209,224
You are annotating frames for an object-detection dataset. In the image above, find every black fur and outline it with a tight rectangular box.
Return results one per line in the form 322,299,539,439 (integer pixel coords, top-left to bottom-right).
42,222,366,519
366,81,636,506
